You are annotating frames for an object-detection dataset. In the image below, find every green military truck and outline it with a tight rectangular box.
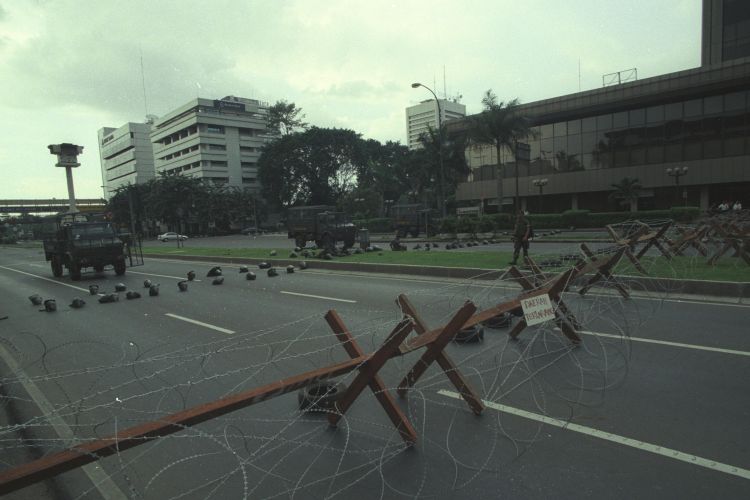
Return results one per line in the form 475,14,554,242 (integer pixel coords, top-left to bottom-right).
43,214,142,281
391,203,436,237
287,205,356,250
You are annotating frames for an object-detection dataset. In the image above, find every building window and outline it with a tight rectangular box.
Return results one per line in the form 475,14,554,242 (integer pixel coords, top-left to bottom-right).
206,125,225,134
242,177,257,184
208,144,226,151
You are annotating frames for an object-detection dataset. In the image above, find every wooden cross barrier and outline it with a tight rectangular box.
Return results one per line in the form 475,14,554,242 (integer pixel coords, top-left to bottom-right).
396,295,485,415
633,221,673,260
577,243,630,299
398,268,583,351
324,311,418,444
707,222,750,266
607,220,673,261
667,224,709,257
504,265,582,343
513,256,583,331
394,301,482,413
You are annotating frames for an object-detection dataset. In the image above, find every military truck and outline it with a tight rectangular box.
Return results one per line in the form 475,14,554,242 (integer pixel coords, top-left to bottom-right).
391,203,436,237
287,205,356,250
43,213,142,281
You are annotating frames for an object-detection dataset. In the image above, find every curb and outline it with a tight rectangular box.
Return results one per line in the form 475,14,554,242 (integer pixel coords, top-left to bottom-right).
143,253,749,298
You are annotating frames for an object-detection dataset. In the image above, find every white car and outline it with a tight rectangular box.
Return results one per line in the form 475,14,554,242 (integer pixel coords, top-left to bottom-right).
158,232,188,242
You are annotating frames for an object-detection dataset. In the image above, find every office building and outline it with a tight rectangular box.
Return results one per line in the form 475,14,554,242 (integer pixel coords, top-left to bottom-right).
454,0,750,213
97,121,155,199
406,98,466,150
149,96,270,192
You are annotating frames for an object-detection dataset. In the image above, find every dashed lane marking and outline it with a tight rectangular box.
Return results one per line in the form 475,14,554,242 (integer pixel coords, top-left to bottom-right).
164,313,235,334
128,270,201,282
438,390,750,481
280,291,357,303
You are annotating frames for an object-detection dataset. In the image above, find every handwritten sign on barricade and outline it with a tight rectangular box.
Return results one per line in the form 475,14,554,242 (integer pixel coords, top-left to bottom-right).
521,293,555,326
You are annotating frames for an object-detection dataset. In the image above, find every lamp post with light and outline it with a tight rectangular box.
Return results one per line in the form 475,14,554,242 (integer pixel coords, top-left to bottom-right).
532,178,548,213
411,82,446,218
666,166,688,207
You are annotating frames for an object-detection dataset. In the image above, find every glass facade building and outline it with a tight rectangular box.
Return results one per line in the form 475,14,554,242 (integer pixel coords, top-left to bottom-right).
455,1,750,214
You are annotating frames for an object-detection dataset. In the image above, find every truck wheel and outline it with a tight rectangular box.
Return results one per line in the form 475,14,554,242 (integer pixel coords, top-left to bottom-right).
51,258,63,277
114,260,126,276
94,265,104,273
70,262,82,281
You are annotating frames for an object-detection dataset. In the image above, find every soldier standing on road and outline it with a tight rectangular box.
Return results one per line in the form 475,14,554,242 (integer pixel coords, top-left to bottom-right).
509,209,531,266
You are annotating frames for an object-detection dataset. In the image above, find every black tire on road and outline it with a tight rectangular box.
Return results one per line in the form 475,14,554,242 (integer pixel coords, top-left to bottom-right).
114,260,126,276
298,381,346,412
51,258,63,277
94,265,104,273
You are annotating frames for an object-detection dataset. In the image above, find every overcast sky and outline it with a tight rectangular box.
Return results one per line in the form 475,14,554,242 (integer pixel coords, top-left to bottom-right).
0,0,701,199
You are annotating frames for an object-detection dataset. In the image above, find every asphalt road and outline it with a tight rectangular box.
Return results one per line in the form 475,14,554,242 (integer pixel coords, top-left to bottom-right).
0,245,748,499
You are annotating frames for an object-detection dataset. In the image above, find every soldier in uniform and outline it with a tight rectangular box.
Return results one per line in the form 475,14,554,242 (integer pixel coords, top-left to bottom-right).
509,209,531,265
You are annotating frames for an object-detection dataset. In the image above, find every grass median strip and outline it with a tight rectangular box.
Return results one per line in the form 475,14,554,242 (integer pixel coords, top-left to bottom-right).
142,246,750,283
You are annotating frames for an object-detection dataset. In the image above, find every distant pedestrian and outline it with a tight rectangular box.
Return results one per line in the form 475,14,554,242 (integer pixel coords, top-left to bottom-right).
509,209,531,266
733,200,742,211
718,200,730,213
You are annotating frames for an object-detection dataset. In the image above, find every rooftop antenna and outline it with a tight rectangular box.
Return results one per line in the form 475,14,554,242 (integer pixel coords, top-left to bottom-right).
578,58,581,91
139,46,149,116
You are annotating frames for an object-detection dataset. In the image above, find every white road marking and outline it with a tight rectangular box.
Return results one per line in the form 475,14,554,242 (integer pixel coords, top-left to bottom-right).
438,390,750,481
0,345,128,499
579,330,750,357
0,265,89,293
280,291,357,303
129,270,201,282
165,313,235,334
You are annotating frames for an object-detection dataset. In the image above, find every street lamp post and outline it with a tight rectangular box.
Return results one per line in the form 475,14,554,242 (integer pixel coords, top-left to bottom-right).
532,178,548,213
411,82,446,218
666,166,689,207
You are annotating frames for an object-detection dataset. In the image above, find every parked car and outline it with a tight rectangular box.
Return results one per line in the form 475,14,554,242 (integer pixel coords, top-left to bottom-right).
240,226,263,235
158,232,188,242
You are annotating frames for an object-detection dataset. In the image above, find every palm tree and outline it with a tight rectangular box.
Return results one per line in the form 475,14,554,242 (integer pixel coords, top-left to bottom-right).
609,177,642,211
468,91,534,212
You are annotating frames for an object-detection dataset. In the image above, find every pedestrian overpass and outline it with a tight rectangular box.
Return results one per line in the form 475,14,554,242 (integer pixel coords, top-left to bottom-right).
0,199,106,215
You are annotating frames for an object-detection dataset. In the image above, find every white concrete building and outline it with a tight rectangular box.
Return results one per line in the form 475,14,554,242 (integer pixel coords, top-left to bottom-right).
150,96,270,192
406,98,466,150
97,121,155,198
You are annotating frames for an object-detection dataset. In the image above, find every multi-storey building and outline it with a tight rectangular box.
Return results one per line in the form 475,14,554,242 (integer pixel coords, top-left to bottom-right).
97,122,155,198
454,0,750,214
149,96,270,192
406,98,466,150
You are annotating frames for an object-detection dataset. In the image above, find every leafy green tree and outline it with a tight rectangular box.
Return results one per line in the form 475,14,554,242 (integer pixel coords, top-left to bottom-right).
609,177,642,211
267,100,308,136
468,90,534,211
258,127,367,208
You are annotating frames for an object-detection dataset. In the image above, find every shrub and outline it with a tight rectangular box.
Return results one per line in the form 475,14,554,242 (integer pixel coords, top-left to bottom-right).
456,217,477,235
440,217,457,235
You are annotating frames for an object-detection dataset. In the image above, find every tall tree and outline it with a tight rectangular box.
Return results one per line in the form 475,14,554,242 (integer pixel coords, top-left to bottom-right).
258,127,367,208
267,100,308,136
468,90,533,211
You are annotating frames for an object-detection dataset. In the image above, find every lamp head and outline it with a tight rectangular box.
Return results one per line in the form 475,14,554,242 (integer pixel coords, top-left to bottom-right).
411,83,421,88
